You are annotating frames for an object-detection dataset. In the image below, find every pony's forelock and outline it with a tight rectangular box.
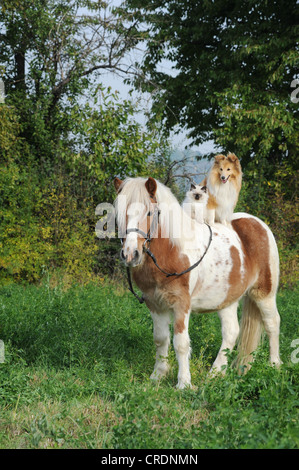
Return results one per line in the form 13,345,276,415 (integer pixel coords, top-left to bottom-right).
114,177,195,247
114,177,151,236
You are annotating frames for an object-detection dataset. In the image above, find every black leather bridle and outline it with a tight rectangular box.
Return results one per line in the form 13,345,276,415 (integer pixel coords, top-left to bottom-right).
122,197,213,304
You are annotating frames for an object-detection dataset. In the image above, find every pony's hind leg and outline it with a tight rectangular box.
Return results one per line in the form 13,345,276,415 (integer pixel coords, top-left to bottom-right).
210,301,240,374
150,311,171,381
255,295,282,367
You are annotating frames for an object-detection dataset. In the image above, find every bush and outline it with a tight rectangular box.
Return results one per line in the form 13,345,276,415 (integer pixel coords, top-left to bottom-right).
236,162,298,289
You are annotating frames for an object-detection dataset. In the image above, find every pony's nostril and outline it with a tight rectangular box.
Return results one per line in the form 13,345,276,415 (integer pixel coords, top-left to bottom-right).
120,248,139,264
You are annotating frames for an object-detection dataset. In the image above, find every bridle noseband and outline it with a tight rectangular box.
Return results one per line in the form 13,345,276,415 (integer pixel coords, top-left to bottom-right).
122,196,213,304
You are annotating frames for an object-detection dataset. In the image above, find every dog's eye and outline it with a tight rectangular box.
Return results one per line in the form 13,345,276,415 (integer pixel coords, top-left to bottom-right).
227,168,230,171
220,168,223,171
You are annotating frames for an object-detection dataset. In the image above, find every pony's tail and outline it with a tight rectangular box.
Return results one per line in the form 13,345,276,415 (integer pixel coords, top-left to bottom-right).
235,295,264,373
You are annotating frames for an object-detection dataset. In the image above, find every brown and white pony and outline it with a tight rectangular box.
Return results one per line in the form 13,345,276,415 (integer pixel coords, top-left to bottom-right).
114,176,282,389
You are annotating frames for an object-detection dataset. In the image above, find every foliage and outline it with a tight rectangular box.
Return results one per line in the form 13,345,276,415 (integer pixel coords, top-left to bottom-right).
121,0,298,167
235,161,298,288
0,105,28,162
0,96,170,283
0,1,297,286
213,79,298,171
0,0,139,158
66,86,169,202
0,0,173,283
0,282,298,448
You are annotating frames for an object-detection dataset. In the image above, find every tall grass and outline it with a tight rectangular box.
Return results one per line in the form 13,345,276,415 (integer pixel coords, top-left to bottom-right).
0,281,298,449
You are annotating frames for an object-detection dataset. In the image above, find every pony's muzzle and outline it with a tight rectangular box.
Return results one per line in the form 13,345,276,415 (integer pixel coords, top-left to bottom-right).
120,248,142,267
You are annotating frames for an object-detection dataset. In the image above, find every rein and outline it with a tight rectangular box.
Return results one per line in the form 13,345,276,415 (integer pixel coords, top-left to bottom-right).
143,223,213,278
124,202,213,304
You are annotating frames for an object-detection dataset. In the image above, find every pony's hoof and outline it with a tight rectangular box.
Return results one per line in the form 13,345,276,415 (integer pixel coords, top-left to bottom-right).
150,363,170,381
271,359,283,369
209,365,227,377
176,380,192,390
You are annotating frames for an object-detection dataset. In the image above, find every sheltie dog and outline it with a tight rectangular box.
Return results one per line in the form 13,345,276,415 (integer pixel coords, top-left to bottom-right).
182,183,209,224
201,153,242,226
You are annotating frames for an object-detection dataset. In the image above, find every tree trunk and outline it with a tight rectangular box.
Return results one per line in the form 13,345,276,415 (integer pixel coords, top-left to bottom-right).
14,49,26,92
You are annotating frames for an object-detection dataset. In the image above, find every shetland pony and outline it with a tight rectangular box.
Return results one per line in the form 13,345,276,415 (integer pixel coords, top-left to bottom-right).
202,153,242,226
182,183,209,224
114,176,282,389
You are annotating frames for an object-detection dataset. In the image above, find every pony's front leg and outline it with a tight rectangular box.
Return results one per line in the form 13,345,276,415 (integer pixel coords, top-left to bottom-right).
210,302,240,374
150,311,171,381
173,309,192,389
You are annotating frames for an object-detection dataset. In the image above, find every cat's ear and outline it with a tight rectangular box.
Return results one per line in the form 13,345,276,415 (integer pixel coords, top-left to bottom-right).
201,186,207,193
191,183,196,190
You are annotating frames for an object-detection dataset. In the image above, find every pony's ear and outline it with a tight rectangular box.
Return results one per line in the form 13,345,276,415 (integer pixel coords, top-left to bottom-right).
145,177,157,198
114,177,123,193
191,183,196,190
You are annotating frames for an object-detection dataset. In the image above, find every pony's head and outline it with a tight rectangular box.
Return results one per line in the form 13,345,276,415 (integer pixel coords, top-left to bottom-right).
114,176,197,267
114,176,159,267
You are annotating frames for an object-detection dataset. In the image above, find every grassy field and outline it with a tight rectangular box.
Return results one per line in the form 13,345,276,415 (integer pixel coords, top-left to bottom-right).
0,280,298,449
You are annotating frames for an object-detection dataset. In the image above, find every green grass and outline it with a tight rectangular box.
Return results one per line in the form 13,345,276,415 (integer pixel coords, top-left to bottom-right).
0,281,298,449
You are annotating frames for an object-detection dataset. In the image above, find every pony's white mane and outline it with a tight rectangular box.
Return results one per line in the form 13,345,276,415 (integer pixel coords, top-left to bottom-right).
114,177,196,248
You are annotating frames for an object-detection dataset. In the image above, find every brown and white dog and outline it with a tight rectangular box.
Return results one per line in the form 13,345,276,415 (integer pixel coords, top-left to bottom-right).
202,153,242,226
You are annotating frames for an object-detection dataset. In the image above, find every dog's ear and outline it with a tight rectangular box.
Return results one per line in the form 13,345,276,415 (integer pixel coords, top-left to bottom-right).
227,152,238,163
114,177,124,193
191,183,196,190
214,154,226,164
227,153,242,172
201,186,207,193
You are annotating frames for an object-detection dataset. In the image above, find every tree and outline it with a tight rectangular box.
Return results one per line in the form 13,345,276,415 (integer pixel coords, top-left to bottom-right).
0,1,173,283
120,0,299,170
0,0,139,160
64,86,170,202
